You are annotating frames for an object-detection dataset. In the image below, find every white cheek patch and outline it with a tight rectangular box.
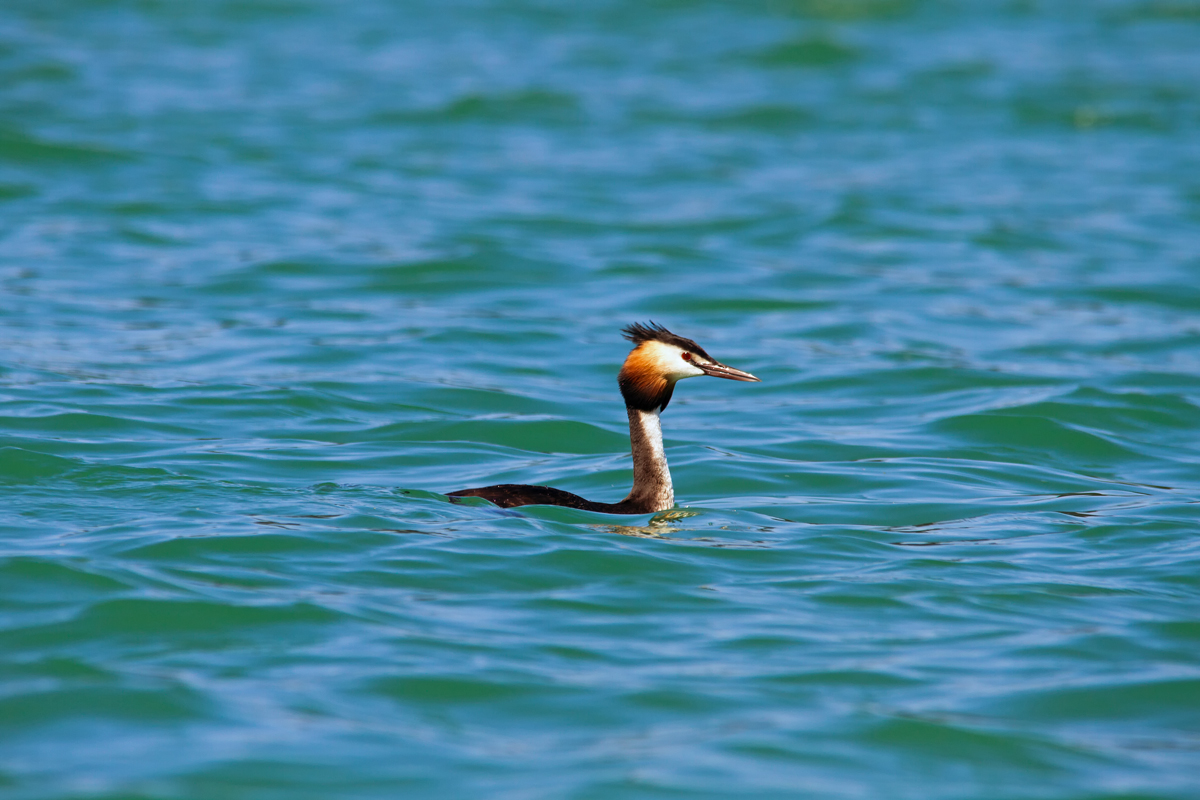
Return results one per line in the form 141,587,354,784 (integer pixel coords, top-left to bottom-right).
642,341,706,380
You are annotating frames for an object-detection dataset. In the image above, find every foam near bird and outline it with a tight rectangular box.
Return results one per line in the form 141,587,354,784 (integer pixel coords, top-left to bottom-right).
448,322,760,514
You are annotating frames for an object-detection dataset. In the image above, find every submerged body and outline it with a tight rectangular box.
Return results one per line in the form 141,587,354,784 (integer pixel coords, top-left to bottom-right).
450,406,672,514
448,322,759,514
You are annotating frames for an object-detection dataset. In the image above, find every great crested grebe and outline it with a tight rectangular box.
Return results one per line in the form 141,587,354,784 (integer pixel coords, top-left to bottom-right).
448,322,760,514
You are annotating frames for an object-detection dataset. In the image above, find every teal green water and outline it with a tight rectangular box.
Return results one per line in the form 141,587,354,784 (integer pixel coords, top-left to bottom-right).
3,1,1200,797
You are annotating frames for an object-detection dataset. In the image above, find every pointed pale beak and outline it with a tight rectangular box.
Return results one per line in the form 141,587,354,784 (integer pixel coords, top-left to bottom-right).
698,361,761,382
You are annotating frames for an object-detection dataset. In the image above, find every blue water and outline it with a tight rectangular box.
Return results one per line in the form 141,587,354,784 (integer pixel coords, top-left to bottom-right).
2,1,1200,797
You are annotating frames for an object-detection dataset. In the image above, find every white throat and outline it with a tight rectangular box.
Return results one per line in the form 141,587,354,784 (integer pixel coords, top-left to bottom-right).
623,407,674,512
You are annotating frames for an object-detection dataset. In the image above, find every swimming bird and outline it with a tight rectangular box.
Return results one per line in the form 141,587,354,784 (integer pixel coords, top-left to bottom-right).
447,322,760,514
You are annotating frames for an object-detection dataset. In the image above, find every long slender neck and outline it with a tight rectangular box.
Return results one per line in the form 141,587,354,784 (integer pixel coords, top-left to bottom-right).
620,406,674,513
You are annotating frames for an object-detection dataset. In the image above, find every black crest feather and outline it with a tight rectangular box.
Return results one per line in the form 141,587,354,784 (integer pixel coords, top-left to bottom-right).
620,321,713,361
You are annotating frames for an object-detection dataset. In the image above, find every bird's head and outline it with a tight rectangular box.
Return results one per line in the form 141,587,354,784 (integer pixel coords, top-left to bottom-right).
617,322,760,412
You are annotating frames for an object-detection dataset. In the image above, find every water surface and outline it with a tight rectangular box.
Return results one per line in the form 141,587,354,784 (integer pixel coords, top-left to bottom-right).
2,0,1200,797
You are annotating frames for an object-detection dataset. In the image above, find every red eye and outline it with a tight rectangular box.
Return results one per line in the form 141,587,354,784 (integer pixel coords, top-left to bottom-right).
681,352,692,361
